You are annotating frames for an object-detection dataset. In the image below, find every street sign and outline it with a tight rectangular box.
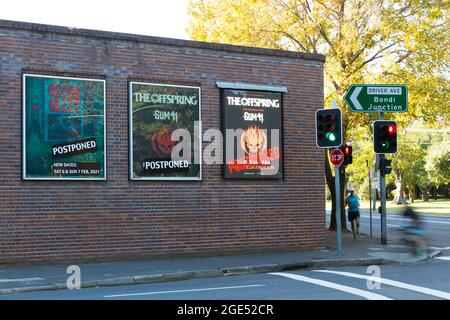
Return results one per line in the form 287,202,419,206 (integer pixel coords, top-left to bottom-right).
344,84,408,112
329,149,344,167
373,178,380,190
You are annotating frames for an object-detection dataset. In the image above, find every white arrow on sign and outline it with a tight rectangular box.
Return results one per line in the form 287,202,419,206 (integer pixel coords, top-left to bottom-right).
350,87,363,110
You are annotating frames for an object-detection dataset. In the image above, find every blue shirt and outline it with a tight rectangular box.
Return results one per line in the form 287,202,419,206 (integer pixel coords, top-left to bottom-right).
346,195,359,212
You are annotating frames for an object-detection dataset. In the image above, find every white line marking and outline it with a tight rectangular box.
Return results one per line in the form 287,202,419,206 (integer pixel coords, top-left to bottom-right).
104,284,265,298
388,244,409,248
314,270,450,300
0,277,44,283
387,224,401,228
269,272,391,300
359,214,450,225
431,247,450,251
436,257,450,261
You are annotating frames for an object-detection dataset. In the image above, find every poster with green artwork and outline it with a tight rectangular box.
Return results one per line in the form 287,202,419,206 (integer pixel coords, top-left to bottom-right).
129,82,201,180
23,74,106,180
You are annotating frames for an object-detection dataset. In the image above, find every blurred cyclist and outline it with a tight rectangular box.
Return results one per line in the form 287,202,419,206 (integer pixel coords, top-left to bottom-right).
401,205,427,255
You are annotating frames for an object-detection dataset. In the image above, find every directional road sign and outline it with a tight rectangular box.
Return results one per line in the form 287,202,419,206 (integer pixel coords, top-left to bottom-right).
344,84,408,112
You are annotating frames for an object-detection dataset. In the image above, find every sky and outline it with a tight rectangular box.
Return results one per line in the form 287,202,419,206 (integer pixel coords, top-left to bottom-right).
1,0,191,39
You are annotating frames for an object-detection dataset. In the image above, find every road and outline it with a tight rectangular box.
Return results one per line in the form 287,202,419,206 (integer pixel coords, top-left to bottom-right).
1,212,448,301
1,257,450,300
326,211,450,250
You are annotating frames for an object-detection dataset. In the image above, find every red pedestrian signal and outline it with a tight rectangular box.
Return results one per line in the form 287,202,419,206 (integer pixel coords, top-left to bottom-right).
340,145,353,165
344,145,352,165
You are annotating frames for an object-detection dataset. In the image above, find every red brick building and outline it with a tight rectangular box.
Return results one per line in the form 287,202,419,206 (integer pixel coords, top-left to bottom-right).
0,20,326,264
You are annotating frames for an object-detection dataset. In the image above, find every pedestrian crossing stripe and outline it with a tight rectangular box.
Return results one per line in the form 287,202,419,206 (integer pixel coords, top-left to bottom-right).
314,270,450,300
269,272,391,300
436,257,450,261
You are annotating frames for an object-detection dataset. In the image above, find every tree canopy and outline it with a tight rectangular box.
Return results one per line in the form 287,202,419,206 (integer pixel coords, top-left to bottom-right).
187,0,450,206
188,0,449,124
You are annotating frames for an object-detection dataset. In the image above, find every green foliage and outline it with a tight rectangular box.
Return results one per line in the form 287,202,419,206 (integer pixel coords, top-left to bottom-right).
188,0,449,120
424,133,450,186
187,0,450,192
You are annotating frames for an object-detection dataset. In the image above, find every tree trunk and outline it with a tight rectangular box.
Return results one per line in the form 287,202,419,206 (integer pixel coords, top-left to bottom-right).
340,165,346,228
422,186,430,202
415,185,420,199
393,169,406,204
408,183,415,203
325,151,347,231
432,186,438,200
325,151,336,230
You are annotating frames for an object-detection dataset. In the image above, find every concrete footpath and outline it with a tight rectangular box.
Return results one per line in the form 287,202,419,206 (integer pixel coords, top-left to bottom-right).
0,231,441,295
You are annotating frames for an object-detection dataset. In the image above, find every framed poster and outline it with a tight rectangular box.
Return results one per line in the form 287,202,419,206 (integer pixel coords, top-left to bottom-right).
222,89,283,179
22,74,106,180
129,82,201,180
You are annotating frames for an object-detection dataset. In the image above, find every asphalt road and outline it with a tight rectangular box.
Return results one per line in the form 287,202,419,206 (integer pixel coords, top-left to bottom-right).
1,257,450,300
326,211,450,250
1,212,448,301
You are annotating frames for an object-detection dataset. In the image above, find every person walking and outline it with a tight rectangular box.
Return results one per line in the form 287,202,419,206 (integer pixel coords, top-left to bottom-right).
345,188,360,239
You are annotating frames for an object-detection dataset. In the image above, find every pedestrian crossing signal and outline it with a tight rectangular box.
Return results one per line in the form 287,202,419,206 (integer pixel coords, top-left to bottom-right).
379,158,393,175
342,145,353,165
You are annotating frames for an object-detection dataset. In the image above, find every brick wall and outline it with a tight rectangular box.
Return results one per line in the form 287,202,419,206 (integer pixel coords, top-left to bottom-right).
0,20,326,265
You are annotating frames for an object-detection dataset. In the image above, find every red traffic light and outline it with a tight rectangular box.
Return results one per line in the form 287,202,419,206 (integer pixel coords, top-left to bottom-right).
339,145,352,165
373,120,397,154
344,146,351,155
388,124,397,134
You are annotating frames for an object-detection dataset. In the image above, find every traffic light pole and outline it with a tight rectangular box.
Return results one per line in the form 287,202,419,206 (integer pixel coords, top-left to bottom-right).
332,100,343,257
334,157,343,256
380,154,387,245
379,112,387,245
367,161,373,239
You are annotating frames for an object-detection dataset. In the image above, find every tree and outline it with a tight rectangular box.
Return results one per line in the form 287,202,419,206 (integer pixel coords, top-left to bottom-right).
187,0,450,227
391,135,427,203
425,134,450,187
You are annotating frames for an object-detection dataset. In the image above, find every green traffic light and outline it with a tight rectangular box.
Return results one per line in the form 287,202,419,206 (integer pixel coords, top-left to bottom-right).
326,132,336,141
316,108,342,148
381,141,390,149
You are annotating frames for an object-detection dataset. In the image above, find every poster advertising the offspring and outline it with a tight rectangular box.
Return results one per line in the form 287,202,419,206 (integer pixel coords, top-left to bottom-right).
222,89,283,179
130,82,201,180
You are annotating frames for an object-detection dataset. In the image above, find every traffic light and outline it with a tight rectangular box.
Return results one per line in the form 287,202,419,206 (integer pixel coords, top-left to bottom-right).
379,158,392,175
315,108,342,148
342,145,353,165
373,120,397,153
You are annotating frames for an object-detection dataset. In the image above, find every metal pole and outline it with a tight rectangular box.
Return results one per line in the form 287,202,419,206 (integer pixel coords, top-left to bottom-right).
373,156,378,211
368,161,373,238
332,100,343,256
379,112,387,245
335,162,343,256
380,155,387,245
